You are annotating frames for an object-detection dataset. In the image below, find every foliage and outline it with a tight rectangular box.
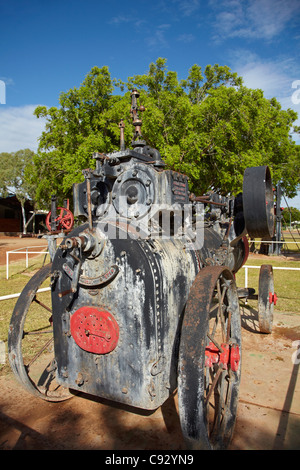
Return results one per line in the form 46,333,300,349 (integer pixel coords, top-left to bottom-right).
32,58,300,207
0,149,36,201
282,206,300,224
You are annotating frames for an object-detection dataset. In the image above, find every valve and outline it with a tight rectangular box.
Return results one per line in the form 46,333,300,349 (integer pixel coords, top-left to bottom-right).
61,231,104,258
46,207,74,232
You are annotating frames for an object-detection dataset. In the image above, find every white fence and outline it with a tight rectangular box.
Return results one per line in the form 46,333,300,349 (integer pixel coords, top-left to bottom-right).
243,265,300,288
6,246,48,280
0,287,51,301
1,264,299,302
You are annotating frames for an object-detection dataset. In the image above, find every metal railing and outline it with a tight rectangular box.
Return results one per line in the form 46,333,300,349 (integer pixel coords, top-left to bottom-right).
243,265,300,288
6,246,48,279
1,263,299,302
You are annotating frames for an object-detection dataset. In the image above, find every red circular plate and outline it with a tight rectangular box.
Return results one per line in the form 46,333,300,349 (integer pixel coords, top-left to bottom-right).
70,307,119,354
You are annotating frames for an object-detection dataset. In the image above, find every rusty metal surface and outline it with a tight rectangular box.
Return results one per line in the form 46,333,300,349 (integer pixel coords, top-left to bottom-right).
178,266,241,449
258,264,275,333
7,263,73,402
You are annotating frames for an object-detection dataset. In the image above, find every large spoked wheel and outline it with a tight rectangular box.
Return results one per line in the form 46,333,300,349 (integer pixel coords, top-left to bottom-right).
8,264,73,402
178,266,242,450
258,265,276,334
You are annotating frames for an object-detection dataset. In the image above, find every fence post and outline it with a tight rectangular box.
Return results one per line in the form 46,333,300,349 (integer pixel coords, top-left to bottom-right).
6,252,9,280
244,266,248,289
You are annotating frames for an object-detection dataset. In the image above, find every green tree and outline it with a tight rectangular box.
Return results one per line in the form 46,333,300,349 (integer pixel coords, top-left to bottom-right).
33,58,300,206
0,149,37,233
282,207,300,226
33,65,121,206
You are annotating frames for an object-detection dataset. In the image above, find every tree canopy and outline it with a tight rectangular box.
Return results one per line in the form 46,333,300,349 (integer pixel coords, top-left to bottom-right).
32,58,300,208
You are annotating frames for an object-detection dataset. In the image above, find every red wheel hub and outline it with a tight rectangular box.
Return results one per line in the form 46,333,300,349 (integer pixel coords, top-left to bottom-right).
70,307,119,354
205,341,240,372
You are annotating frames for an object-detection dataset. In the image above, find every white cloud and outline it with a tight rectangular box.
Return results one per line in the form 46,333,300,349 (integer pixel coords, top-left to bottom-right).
247,0,300,40
0,105,46,153
109,15,132,25
145,24,171,48
230,50,299,100
176,0,200,17
230,52,300,143
177,33,195,43
211,0,300,41
236,59,293,98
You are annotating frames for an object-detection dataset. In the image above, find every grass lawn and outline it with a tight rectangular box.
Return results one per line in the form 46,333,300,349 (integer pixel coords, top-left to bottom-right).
235,257,300,315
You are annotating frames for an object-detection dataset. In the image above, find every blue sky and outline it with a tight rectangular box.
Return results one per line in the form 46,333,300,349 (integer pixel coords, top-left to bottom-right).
0,0,300,208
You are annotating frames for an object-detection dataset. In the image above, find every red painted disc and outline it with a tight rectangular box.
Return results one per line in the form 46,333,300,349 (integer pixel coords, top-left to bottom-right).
70,307,119,354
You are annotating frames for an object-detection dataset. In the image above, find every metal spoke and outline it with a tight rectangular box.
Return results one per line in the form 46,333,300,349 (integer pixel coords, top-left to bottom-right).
205,365,223,405
207,332,223,353
33,296,52,314
26,337,54,369
217,278,227,341
25,329,53,335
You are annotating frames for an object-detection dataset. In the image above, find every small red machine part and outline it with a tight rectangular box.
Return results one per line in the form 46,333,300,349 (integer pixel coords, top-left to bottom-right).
269,292,278,305
46,207,74,231
205,341,240,372
70,307,119,354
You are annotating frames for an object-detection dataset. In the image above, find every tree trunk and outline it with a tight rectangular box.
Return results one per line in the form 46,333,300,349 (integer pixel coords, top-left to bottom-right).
21,203,27,234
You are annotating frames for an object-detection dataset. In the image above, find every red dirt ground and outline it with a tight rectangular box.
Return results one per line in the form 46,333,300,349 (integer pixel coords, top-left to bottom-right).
0,235,48,266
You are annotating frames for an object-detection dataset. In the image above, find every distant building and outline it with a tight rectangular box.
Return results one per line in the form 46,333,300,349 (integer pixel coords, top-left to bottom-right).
0,195,46,234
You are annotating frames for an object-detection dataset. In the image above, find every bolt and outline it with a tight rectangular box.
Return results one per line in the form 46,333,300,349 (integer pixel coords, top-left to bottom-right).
75,372,84,386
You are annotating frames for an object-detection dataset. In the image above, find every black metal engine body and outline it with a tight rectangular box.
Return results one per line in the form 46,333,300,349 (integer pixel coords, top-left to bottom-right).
49,90,274,411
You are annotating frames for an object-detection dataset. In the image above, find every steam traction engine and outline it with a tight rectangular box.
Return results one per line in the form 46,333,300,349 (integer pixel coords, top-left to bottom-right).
8,90,276,450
